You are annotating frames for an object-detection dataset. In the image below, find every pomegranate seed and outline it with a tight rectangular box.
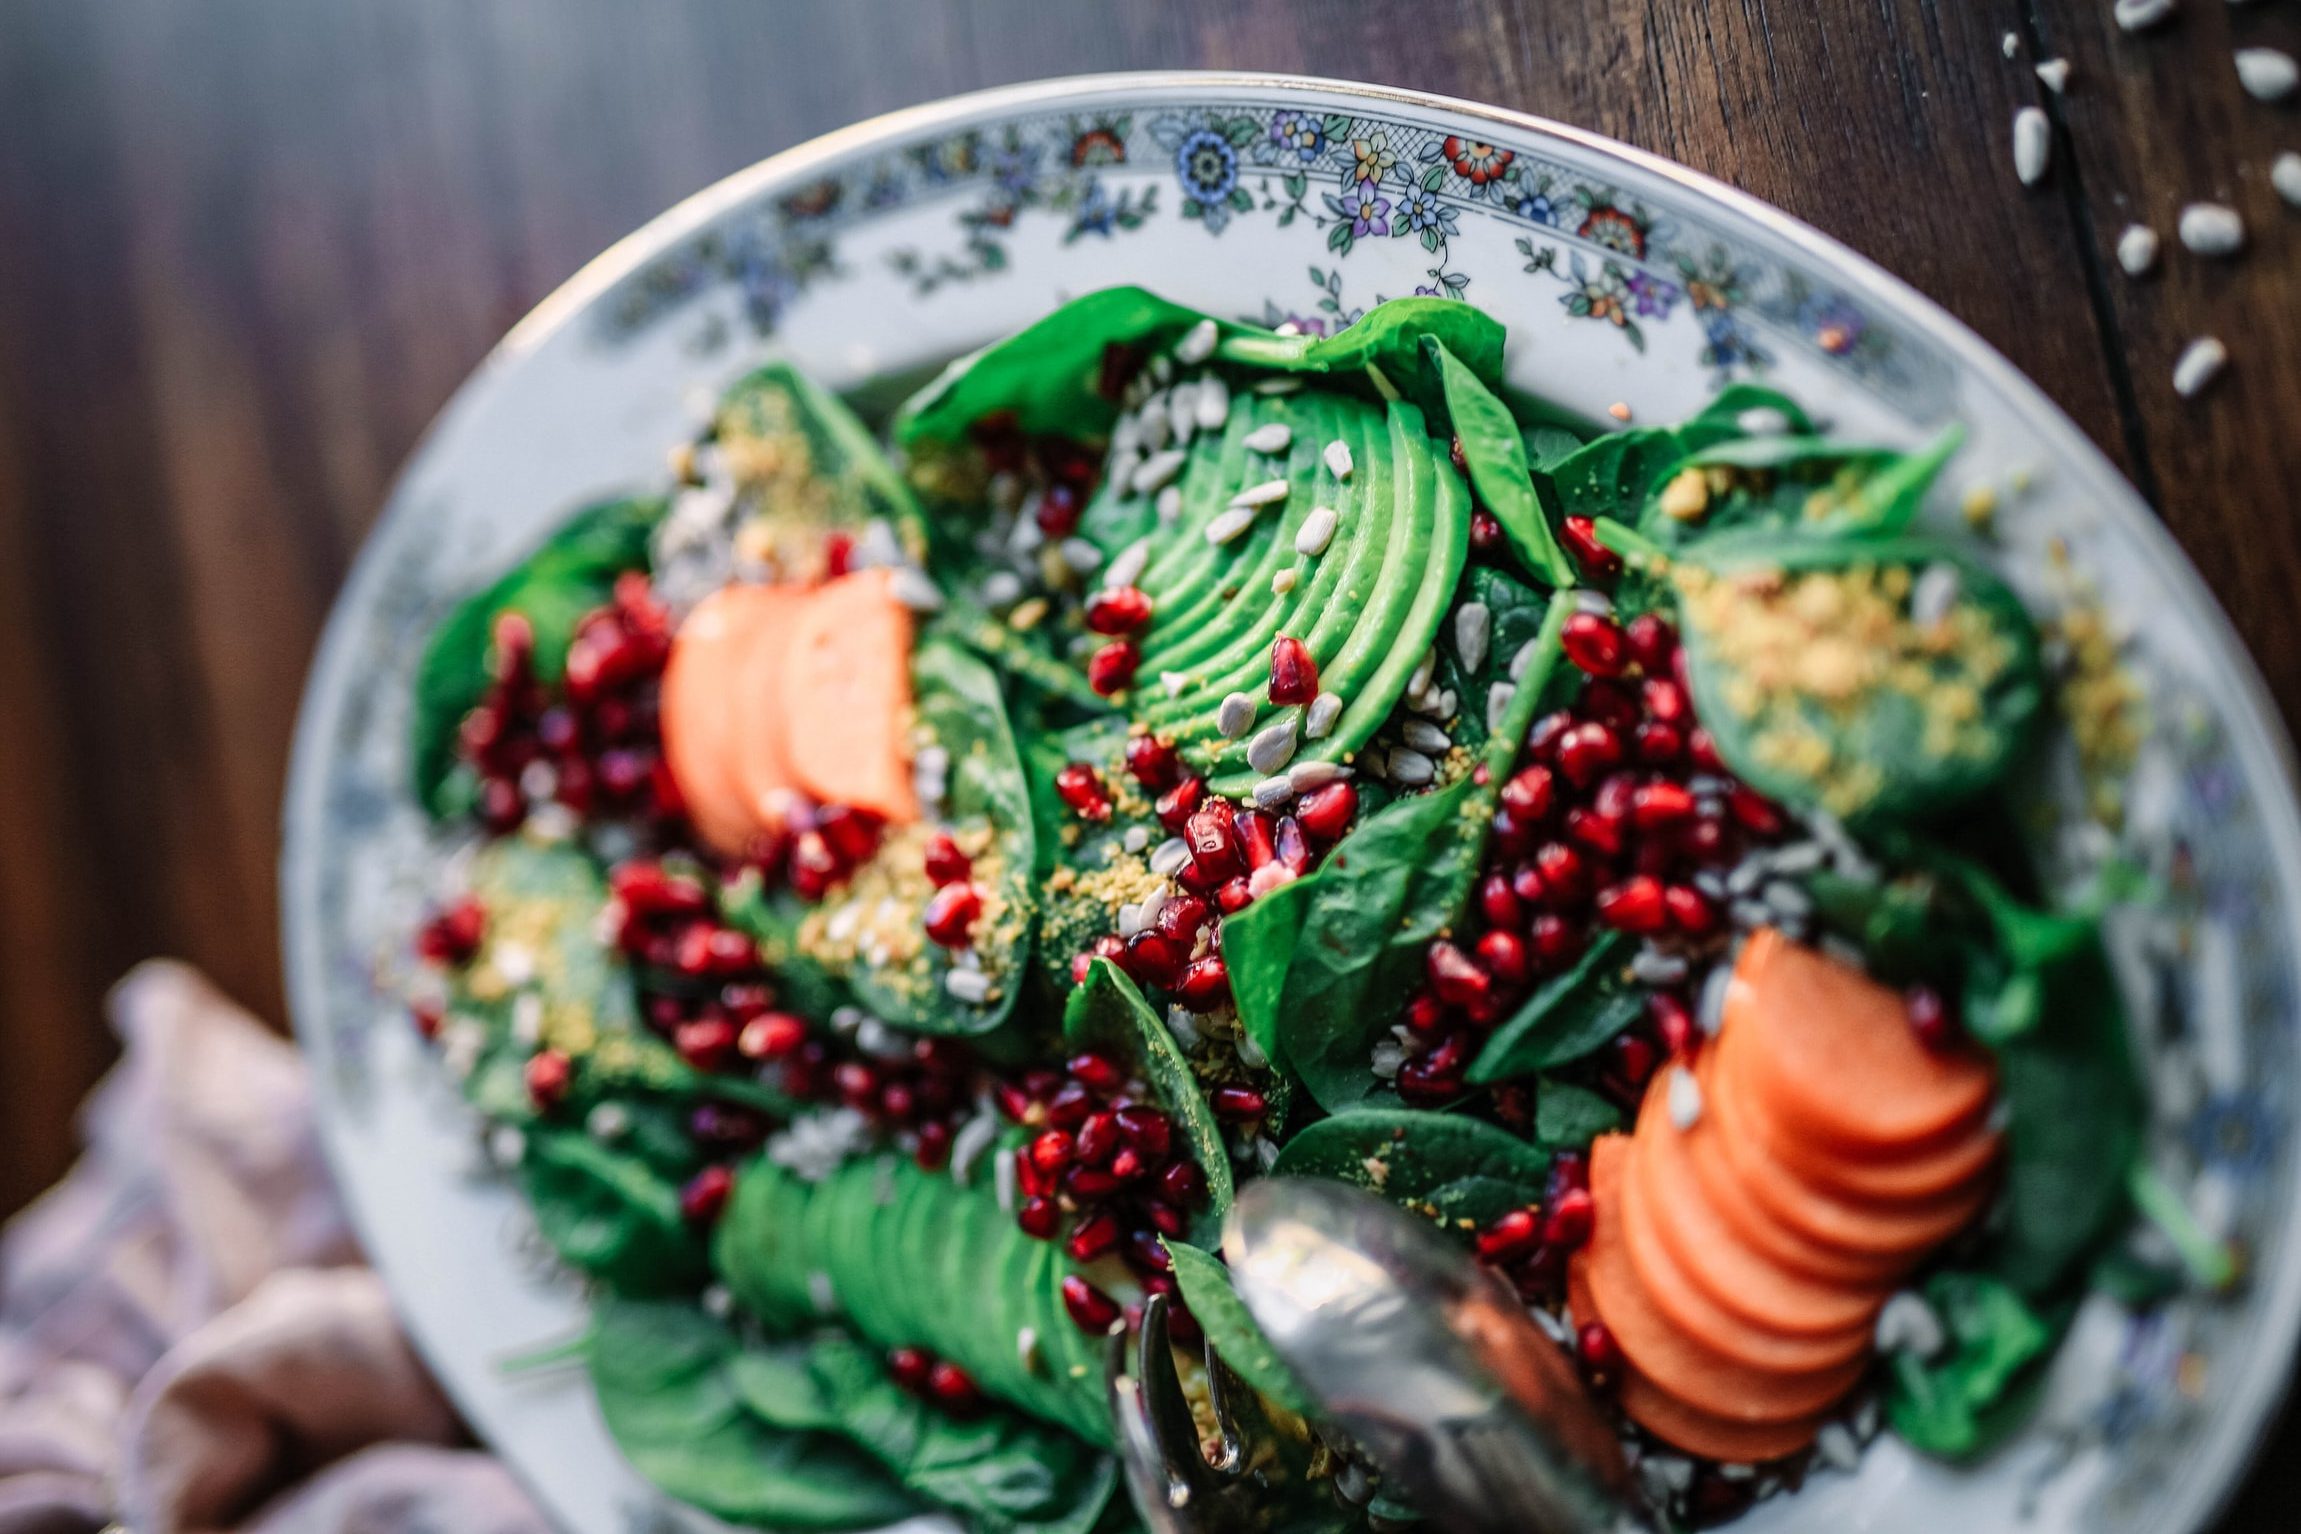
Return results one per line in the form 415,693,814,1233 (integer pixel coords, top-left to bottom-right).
1426,941,1490,1007
922,831,971,886
888,1346,933,1393
1154,775,1205,831
1295,780,1358,841
1115,1105,1174,1156
922,882,983,948
880,1081,918,1122
1067,1164,1124,1198
927,1359,982,1413
1403,989,1449,1035
1664,883,1716,936
1017,1195,1061,1238
1566,805,1625,858
1524,710,1575,762
1529,913,1582,969
1595,875,1668,933
1499,764,1557,824
1580,679,1640,731
1534,842,1588,905
416,898,488,965
836,1061,882,1111
410,1001,443,1039
1489,805,1535,858
1176,955,1231,1011
1231,810,1275,872
1122,929,1185,987
993,1080,1034,1123
787,831,840,899
1128,1228,1175,1273
1397,1057,1465,1105
1688,727,1725,773
1727,784,1786,837
1046,1084,1095,1129
1087,640,1139,696
1607,1032,1660,1096
1476,873,1523,931
1274,815,1310,873
914,1120,953,1170
1469,508,1505,552
1633,719,1684,763
1641,675,1690,723
524,1049,573,1109
1906,985,1960,1052
817,805,881,864
1554,721,1623,788
1475,1208,1542,1262
477,775,525,832
1067,1052,1124,1093
1110,1146,1147,1181
1649,991,1697,1056
1036,480,1083,537
675,1018,739,1073
1015,1149,1056,1201
1054,763,1113,821
1158,1160,1207,1208
1086,585,1153,634
490,610,535,680
1214,877,1254,914
1626,613,1677,671
1577,1319,1624,1372
1208,1086,1268,1120
1077,1110,1120,1166
1184,800,1243,879
1544,1187,1596,1248
1268,637,1319,705
1030,1128,1076,1173
1124,733,1182,789
1631,780,1695,828
1561,612,1629,677
1678,816,1729,861
1476,928,1531,986
1067,1211,1122,1261
1560,516,1622,578
1062,1275,1123,1333
680,1165,734,1224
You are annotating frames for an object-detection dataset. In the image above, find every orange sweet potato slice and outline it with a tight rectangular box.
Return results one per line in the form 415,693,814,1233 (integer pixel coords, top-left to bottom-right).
728,584,810,831
662,584,782,856
780,569,919,823
1632,1073,1890,1342
1717,1018,2002,1205
1702,1049,1993,1261
1573,1137,1869,1424
1680,1086,1917,1287
1724,928,1996,1155
1616,1358,1828,1463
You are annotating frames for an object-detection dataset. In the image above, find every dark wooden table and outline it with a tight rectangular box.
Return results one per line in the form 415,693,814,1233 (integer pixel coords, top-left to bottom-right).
2,0,2295,1519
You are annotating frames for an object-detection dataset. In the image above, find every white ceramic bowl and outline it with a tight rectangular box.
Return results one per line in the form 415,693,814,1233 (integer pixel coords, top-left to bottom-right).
283,72,2301,1534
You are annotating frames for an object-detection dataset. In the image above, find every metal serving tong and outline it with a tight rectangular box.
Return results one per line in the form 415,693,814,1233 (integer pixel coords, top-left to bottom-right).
1105,1178,1651,1534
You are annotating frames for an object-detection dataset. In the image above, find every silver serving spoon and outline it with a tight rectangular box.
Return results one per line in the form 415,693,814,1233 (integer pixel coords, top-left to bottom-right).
1222,1177,1651,1534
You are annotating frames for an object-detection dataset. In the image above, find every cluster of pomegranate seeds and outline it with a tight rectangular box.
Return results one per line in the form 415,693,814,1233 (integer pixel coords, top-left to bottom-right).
769,801,886,902
995,1051,1209,1337
1469,1148,1595,1306
1393,611,1785,1107
414,897,486,966
764,1023,983,1174
459,577,685,836
968,412,1104,540
1086,583,1152,695
887,1346,986,1415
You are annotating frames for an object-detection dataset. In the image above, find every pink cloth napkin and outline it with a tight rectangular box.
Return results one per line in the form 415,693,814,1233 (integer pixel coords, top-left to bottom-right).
0,962,552,1534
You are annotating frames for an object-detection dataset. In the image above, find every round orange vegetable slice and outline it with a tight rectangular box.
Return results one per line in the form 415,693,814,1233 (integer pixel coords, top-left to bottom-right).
1631,1072,1890,1342
1616,1356,1828,1463
780,569,919,823
1572,1137,1869,1424
662,584,785,856
727,584,810,831
1722,928,1996,1155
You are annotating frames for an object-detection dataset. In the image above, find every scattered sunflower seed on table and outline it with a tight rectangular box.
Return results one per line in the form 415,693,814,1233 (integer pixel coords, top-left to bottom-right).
2276,153,2301,210
2013,107,2052,186
2173,337,2229,399
2117,224,2160,277
2237,48,2298,105
2113,0,2176,32
2178,203,2245,258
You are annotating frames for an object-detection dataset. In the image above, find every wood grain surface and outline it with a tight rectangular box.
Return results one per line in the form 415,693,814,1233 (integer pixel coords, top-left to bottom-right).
0,0,2294,1517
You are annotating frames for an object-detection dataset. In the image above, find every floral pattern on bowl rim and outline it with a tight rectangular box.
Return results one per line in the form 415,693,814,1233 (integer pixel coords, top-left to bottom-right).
282,73,2301,1534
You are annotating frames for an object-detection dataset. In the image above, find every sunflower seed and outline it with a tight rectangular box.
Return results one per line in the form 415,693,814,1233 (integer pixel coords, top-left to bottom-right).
2113,0,2174,31
2001,31,2018,58
1253,374,1303,395
1133,447,1189,496
1305,691,1343,739
1252,776,1296,809
2277,153,2301,209
1323,439,1354,480
1386,747,1436,786
1816,1422,1861,1473
1137,888,1168,934
1910,562,1963,628
1167,380,1199,446
1247,716,1300,774
1401,718,1451,754
1160,669,1191,697
2238,48,2298,103
1631,947,1691,986
1149,838,1191,877
1138,395,1171,453
1244,422,1294,454
1232,478,1291,508
1156,485,1183,525
1509,639,1545,681
1730,898,1773,930
1105,539,1151,590
1206,506,1257,544
979,569,1025,608
1271,567,1298,595
1667,1065,1704,1130
2117,224,2160,276
2013,107,2052,186
587,1102,631,1142
1060,538,1103,575
2173,336,2229,398
1698,961,1733,1035
1196,372,1231,430
1486,681,1516,732
2179,203,2245,258
1454,601,1491,673
1370,1039,1407,1080
1175,318,1219,365
1150,354,1174,384
1296,505,1339,556
945,969,992,1003
2035,58,2072,93
1121,824,1151,854
1736,405,1792,436
1110,412,1142,462
1357,743,1388,777
1217,692,1256,738
1573,588,1614,617
1876,1291,1948,1358
1763,879,1814,919
1164,1004,1203,1049
1408,646,1437,697
1289,759,1347,791
1409,686,1457,721
948,1111,998,1188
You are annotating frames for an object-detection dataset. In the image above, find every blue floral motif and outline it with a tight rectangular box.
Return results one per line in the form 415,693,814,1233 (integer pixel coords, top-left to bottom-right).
1514,189,1559,224
1396,184,1458,237
1150,112,1257,234
1071,178,1117,239
1627,269,1682,319
989,139,1042,197
2187,1091,2277,1179
1268,110,1325,163
1175,129,1238,202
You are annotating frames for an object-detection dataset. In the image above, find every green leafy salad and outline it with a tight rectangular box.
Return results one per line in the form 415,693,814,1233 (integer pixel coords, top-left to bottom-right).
402,288,2203,1531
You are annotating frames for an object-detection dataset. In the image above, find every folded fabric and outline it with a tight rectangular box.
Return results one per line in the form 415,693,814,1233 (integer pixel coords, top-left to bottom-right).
0,961,550,1534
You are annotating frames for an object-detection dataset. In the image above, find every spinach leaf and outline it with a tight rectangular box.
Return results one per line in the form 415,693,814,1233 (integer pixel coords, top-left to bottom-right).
897,286,1212,446
802,1331,1118,1534
1534,382,1818,533
1065,959,1234,1242
520,1128,707,1294
1425,339,1573,586
1685,383,1819,437
1220,872,1319,1076
1884,1272,2062,1461
1673,532,2046,825
1653,425,1961,547
1534,1079,1623,1149
410,496,663,816
589,1298,918,1528
1164,1240,1316,1419
1220,297,1506,398
1522,424,1585,473
1269,1108,1549,1234
1468,930,1642,1082
1432,567,1566,763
